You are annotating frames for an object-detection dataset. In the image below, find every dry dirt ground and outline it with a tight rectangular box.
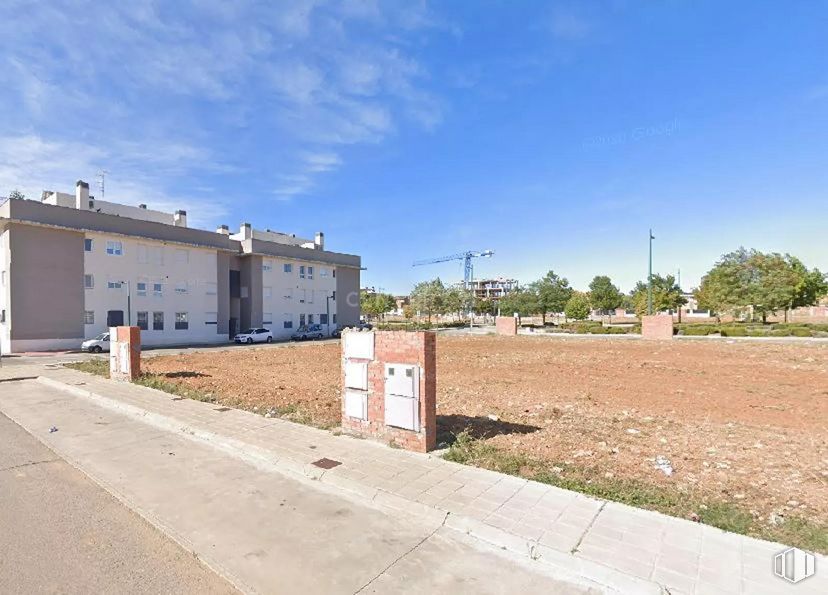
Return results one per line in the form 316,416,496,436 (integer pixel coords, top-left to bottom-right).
143,336,828,529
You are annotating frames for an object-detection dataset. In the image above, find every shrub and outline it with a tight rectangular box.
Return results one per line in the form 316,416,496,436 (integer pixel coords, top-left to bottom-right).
587,326,609,334
791,327,813,337
720,326,747,337
607,326,630,334
682,325,717,336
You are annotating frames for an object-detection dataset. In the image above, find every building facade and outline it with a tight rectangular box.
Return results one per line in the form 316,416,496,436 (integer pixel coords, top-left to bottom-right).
0,181,361,353
468,277,518,301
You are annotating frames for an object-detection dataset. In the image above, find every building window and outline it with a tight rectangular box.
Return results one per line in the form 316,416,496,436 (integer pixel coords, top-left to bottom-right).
84,274,94,289
84,310,95,325
320,268,328,277
284,263,292,273
263,312,273,326
332,291,336,301
308,290,314,304
153,282,163,297
153,311,164,330
175,312,188,330
299,265,305,279
264,286,272,298
333,269,336,278
320,313,328,324
205,282,217,295
205,312,217,325
106,241,123,256
137,280,148,296
283,288,293,300
333,314,336,324
174,282,188,294
0,309,5,323
136,311,149,331
84,238,93,252
174,249,189,264
108,280,123,290
307,266,314,280
283,313,293,329
299,314,306,326
299,289,306,303
263,260,273,272
309,314,315,324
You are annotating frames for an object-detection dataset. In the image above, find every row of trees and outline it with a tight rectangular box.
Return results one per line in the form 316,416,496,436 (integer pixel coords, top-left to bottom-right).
496,271,686,321
408,279,474,323
695,249,827,322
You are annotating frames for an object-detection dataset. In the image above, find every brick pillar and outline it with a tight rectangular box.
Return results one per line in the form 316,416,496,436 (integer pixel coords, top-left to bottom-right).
641,315,674,340
341,330,436,452
109,326,141,381
495,316,518,336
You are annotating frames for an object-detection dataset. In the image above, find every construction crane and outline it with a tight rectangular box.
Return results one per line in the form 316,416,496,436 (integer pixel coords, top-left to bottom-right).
412,250,494,288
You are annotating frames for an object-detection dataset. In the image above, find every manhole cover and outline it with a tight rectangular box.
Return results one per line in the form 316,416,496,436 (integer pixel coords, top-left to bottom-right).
214,407,231,412
312,458,342,470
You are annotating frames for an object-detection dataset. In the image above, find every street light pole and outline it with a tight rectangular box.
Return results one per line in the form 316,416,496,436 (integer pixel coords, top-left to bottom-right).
647,229,655,315
326,294,333,337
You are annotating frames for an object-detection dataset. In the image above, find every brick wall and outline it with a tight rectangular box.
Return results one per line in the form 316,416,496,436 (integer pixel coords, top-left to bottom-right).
495,316,518,336
641,315,674,340
109,326,141,380
341,330,436,452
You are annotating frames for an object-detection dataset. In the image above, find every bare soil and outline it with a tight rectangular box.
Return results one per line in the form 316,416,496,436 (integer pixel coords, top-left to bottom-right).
143,336,828,526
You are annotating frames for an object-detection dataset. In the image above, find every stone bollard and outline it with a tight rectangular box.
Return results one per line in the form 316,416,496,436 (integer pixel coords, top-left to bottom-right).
340,330,436,452
641,315,674,340
495,316,518,336
109,326,141,381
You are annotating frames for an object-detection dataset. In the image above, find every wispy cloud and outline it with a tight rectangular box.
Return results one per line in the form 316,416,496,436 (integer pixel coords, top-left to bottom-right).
0,0,449,216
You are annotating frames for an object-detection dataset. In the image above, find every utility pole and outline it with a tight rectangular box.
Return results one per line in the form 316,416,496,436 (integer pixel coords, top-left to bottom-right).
647,229,655,315
97,170,109,201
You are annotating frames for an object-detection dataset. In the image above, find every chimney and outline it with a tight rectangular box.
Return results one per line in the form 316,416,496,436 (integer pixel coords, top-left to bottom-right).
75,180,89,210
314,231,325,250
174,210,187,227
216,224,230,235
240,222,252,240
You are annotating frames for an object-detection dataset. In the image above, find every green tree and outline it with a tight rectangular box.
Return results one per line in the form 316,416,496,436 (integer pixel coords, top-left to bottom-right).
787,255,828,315
564,292,591,320
498,287,539,319
444,285,475,319
7,189,25,200
410,278,447,324
630,274,686,317
531,270,573,324
588,275,623,322
696,248,813,322
360,291,395,322
402,304,414,320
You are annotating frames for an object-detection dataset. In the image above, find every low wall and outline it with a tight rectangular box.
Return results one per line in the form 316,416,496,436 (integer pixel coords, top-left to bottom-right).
495,316,518,336
641,315,674,340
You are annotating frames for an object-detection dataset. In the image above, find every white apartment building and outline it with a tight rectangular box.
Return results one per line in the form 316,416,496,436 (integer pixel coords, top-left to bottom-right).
0,181,361,353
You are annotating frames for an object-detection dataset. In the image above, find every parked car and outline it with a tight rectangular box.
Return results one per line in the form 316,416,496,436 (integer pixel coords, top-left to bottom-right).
82,332,110,353
291,324,325,341
234,328,273,344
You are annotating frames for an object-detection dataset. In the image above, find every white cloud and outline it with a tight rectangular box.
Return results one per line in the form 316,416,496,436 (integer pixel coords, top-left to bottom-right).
0,0,449,208
548,8,593,41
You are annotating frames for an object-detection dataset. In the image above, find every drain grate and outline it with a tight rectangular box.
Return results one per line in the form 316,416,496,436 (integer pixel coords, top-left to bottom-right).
312,458,342,470
214,407,231,412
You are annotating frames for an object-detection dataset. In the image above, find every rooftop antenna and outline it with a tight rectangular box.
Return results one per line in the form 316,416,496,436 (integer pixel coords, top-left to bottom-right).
96,170,109,200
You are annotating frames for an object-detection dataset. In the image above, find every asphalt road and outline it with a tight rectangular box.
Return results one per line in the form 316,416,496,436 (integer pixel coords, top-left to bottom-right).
0,412,237,595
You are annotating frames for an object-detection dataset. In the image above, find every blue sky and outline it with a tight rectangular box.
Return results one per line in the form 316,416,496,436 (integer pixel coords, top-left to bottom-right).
1,1,826,294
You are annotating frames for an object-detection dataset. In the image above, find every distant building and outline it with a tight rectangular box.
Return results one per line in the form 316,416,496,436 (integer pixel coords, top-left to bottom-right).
0,180,361,353
468,277,518,301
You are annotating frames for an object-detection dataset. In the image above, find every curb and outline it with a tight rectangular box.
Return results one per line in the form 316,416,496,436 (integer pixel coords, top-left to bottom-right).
35,375,664,594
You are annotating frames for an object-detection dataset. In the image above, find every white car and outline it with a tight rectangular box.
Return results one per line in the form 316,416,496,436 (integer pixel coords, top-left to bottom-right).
82,332,110,353
234,328,273,344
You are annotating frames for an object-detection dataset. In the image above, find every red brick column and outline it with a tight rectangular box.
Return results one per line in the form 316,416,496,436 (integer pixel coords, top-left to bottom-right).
109,326,141,381
341,330,436,452
495,316,518,336
641,315,674,340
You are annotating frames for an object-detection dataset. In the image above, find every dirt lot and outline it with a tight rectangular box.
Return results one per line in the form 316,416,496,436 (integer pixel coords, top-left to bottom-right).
143,336,828,535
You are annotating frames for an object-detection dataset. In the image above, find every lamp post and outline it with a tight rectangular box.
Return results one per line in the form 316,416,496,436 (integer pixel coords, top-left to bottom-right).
326,294,333,337
647,229,655,315
118,280,132,326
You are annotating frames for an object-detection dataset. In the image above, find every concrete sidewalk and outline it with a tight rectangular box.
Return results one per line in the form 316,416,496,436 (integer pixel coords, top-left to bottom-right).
3,364,825,594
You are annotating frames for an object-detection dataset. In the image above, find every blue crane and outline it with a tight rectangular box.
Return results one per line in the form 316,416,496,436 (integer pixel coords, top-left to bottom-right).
412,250,495,288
